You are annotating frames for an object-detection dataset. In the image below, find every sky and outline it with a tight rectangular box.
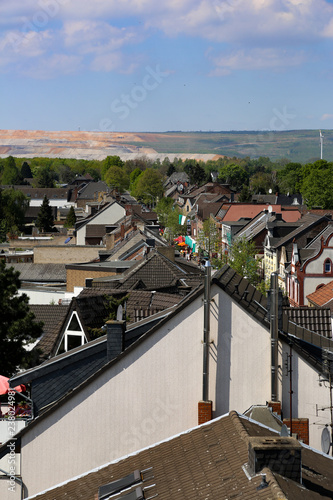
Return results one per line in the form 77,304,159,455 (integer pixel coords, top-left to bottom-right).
1,0,333,133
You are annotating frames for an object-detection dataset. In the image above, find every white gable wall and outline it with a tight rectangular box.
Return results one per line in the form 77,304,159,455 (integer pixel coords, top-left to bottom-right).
76,203,125,245
19,285,273,496
281,342,331,449
18,284,328,497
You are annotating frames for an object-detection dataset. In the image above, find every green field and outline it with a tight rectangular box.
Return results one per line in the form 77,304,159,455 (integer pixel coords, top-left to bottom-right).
129,130,333,163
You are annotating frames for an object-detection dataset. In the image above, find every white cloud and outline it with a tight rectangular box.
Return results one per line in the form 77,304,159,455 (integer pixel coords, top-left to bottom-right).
1,0,333,78
208,47,306,74
21,53,83,79
63,20,140,54
321,113,333,120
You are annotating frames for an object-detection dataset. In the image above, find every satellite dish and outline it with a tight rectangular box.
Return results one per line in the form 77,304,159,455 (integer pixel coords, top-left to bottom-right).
321,427,331,455
269,188,272,194
116,305,123,321
268,205,273,213
280,424,289,437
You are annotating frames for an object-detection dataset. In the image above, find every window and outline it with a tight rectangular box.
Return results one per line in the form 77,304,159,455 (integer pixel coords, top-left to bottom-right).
324,259,332,273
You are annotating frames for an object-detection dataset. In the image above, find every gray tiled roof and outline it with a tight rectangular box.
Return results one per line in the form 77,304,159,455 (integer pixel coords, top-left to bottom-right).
117,251,188,290
77,181,110,199
7,263,66,282
271,213,328,249
284,307,332,338
29,304,70,359
305,222,333,251
28,411,333,500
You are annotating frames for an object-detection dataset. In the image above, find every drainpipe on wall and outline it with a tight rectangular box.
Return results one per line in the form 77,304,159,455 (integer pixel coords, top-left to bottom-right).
270,272,279,403
199,261,213,425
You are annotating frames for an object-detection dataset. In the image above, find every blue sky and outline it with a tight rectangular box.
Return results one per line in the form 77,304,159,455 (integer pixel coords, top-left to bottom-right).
1,0,333,132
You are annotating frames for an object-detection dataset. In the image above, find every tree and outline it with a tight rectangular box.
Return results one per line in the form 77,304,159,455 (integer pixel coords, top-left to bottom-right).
276,162,302,194
155,197,185,242
0,188,29,239
249,172,272,194
36,166,56,188
229,237,260,285
218,164,249,191
64,206,76,228
2,156,21,185
184,160,207,185
101,156,124,180
300,160,333,209
36,195,54,232
197,218,221,257
104,165,129,193
131,169,164,204
0,261,43,376
238,185,252,202
21,161,33,179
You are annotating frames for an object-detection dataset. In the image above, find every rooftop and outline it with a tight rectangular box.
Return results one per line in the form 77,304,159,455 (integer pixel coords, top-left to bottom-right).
27,411,333,500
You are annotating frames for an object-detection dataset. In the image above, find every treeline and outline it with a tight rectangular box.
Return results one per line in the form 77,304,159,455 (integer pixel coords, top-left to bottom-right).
0,154,332,209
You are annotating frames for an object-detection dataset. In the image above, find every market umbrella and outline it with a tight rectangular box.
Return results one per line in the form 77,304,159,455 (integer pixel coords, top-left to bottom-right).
178,241,187,246
0,375,26,395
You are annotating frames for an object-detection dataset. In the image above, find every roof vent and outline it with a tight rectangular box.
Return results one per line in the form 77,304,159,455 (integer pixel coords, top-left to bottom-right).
248,437,302,483
98,470,141,499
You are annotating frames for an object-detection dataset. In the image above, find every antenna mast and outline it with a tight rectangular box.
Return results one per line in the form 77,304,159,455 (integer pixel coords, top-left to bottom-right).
320,130,324,160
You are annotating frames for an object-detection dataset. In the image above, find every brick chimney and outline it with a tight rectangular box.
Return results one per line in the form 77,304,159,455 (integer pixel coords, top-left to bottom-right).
125,204,132,216
283,418,309,445
106,320,126,361
248,436,302,483
120,224,125,239
198,401,212,425
267,401,282,417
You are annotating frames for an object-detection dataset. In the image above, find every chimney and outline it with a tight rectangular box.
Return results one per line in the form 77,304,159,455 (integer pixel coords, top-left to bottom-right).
120,224,125,239
85,278,93,288
157,246,175,262
106,320,126,361
248,436,302,483
125,204,132,216
275,213,282,221
105,232,115,250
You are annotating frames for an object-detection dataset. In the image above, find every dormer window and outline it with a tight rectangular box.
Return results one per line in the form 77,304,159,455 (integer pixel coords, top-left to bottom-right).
324,259,332,273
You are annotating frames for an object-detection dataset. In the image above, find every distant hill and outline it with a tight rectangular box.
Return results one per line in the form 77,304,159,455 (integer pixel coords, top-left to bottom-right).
0,129,332,162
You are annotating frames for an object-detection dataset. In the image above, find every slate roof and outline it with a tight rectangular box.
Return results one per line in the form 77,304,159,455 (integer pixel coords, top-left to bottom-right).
305,222,333,251
27,411,333,500
270,213,329,250
6,263,66,282
29,304,70,359
1,186,72,200
85,224,109,238
76,181,110,199
76,288,183,325
166,171,190,185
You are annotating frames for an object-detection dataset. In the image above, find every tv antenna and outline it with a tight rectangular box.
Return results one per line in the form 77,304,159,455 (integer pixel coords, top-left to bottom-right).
319,130,324,160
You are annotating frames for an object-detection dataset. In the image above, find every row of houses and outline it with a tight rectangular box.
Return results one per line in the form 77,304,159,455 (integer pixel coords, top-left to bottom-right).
1,264,333,498
0,174,333,498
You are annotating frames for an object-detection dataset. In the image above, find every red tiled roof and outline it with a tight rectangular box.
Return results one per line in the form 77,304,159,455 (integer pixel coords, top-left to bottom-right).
307,280,333,307
222,204,301,222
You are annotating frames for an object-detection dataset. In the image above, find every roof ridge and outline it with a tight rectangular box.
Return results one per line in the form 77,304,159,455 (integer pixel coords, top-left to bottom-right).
262,468,288,500
230,413,289,499
229,410,249,443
